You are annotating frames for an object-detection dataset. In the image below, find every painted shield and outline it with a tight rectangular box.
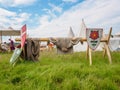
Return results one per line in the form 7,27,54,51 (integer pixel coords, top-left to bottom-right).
10,48,22,65
86,28,103,50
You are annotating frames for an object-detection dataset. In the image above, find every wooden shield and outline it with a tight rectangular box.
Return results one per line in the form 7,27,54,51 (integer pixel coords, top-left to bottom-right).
86,28,103,50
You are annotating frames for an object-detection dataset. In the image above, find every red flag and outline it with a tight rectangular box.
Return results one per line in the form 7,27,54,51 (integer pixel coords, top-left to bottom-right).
21,24,27,48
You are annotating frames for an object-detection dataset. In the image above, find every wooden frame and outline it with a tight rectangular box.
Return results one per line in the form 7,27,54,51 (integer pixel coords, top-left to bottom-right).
86,27,112,65
15,27,112,65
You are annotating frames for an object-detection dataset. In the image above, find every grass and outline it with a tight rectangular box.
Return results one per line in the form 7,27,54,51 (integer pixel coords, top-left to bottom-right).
0,51,120,90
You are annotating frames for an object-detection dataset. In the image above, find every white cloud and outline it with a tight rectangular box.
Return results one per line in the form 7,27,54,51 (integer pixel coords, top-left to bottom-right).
48,3,62,13
0,0,120,38
29,0,120,38
0,8,16,16
62,0,78,3
0,0,36,7
39,15,50,26
42,3,62,19
13,0,36,6
13,13,31,24
0,8,31,29
43,9,57,19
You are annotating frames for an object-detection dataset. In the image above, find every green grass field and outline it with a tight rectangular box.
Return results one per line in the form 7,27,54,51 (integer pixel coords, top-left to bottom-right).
0,51,120,90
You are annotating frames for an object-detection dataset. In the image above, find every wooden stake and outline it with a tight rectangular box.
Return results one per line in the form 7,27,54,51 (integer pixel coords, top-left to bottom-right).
89,47,92,66
107,27,112,44
103,44,106,58
103,27,112,64
104,43,112,64
86,45,89,59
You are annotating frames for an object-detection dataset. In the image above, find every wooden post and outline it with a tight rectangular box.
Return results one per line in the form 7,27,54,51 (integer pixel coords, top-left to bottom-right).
0,36,1,44
103,45,106,58
85,27,112,65
89,47,92,66
22,47,26,59
104,43,112,64
86,45,89,59
0,31,2,43
107,27,112,44
103,27,112,64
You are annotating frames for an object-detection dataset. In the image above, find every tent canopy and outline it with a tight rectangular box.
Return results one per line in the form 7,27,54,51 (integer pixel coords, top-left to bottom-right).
0,30,21,43
0,30,20,36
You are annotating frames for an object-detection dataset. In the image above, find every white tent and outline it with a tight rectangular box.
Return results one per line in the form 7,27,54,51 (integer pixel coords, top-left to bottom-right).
0,28,20,43
109,35,120,51
73,19,106,52
73,19,87,52
68,27,75,38
69,19,120,52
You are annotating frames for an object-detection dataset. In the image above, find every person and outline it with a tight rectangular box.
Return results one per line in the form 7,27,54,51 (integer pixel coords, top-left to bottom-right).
1,42,9,52
47,41,54,51
9,39,15,51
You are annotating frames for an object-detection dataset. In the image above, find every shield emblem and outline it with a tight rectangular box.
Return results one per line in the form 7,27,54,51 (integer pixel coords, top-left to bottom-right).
86,28,103,50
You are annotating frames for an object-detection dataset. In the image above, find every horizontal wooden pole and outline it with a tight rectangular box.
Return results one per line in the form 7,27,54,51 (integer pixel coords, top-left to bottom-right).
15,37,108,42
82,38,108,42
15,38,49,42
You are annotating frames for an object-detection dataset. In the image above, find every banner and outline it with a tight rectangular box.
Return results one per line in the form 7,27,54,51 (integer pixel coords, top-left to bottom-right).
21,24,27,48
86,28,103,50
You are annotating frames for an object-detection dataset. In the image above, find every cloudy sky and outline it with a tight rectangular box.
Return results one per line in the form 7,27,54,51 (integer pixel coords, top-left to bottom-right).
0,0,120,39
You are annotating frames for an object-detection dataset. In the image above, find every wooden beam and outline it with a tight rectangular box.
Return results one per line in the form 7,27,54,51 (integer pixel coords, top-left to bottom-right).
15,38,49,42
15,37,109,42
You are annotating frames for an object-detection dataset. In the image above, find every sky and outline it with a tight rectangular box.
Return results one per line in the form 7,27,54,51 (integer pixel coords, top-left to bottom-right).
0,0,120,40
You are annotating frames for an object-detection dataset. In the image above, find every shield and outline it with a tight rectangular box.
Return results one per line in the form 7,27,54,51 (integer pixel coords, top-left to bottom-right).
10,48,22,65
86,28,103,50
